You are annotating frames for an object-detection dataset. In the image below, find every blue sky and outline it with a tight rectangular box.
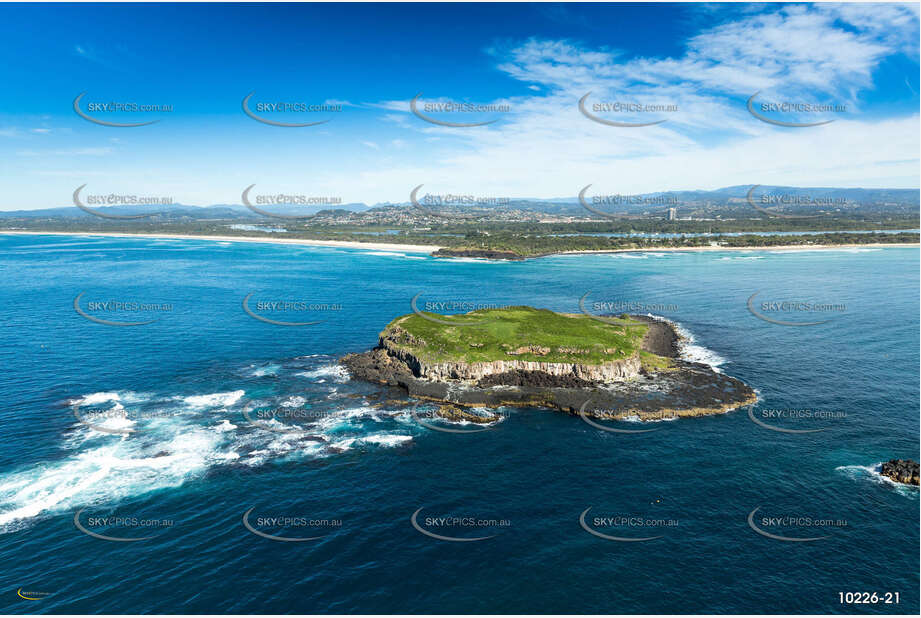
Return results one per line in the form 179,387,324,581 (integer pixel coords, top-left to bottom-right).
0,2,918,210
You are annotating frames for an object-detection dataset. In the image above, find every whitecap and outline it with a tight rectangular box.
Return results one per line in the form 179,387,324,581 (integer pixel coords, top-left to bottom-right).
182,390,244,409
214,419,237,432
836,463,918,496
295,364,350,382
645,315,726,372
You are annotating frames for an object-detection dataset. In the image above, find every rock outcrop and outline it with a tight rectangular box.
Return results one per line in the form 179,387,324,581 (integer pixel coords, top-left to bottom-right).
880,459,919,486
341,313,758,421
377,325,641,382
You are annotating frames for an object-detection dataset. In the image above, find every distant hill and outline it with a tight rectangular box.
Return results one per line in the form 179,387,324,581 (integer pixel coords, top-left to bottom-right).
1,186,916,219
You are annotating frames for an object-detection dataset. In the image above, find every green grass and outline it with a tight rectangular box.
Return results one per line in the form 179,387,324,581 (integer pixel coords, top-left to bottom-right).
384,305,655,365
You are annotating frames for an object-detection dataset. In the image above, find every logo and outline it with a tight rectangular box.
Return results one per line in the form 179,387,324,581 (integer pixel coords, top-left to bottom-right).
73,292,167,327
747,506,834,542
578,400,664,434
578,92,668,127
241,293,329,326
72,184,168,220
409,184,484,220
746,406,830,434
241,92,333,127
410,402,506,434
16,588,54,601
241,184,341,220
579,507,667,542
746,92,838,128
410,93,503,127
745,185,822,219
578,185,657,220
74,507,171,542
746,291,844,327
410,507,506,542
241,507,338,542
73,92,162,127
409,292,497,326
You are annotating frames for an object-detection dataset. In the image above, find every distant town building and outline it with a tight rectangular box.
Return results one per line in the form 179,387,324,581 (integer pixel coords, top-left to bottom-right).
667,207,677,220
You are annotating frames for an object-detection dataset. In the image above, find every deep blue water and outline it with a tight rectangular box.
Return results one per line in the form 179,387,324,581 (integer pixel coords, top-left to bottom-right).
0,233,917,614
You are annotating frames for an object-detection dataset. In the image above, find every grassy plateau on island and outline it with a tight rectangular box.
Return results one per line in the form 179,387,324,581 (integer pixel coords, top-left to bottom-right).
384,306,667,368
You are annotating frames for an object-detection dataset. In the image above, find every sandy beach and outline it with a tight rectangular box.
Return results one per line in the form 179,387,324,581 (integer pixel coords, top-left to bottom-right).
0,230,442,253
1,230,916,256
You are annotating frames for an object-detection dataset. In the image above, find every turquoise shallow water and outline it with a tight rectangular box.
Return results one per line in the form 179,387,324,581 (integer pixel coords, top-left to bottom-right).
0,234,917,614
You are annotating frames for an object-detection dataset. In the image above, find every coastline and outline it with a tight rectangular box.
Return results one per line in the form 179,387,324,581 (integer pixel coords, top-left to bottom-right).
556,243,919,255
1,229,916,257
0,230,443,253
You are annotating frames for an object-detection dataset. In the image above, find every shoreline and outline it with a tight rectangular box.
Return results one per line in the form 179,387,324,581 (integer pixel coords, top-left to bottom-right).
1,229,916,257
0,230,443,253
341,311,758,419
555,243,919,255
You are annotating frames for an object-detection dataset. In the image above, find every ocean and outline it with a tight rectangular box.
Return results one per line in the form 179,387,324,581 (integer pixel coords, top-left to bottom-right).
0,233,917,614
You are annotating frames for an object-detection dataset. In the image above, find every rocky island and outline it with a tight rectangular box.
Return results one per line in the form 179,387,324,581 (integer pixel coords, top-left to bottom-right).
880,459,920,486
342,306,757,421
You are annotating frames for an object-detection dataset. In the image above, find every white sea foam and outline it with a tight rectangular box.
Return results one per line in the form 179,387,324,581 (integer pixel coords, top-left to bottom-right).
645,315,726,372
215,419,237,432
249,364,281,377
1,365,418,532
182,390,245,409
836,463,918,496
361,251,406,257
295,364,350,382
620,413,678,423
71,391,122,406
357,433,413,447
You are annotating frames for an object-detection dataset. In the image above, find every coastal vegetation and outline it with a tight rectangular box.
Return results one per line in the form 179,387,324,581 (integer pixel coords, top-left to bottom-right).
3,217,917,259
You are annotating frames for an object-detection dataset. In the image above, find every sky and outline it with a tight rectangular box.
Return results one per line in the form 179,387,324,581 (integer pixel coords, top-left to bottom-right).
0,1,918,210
